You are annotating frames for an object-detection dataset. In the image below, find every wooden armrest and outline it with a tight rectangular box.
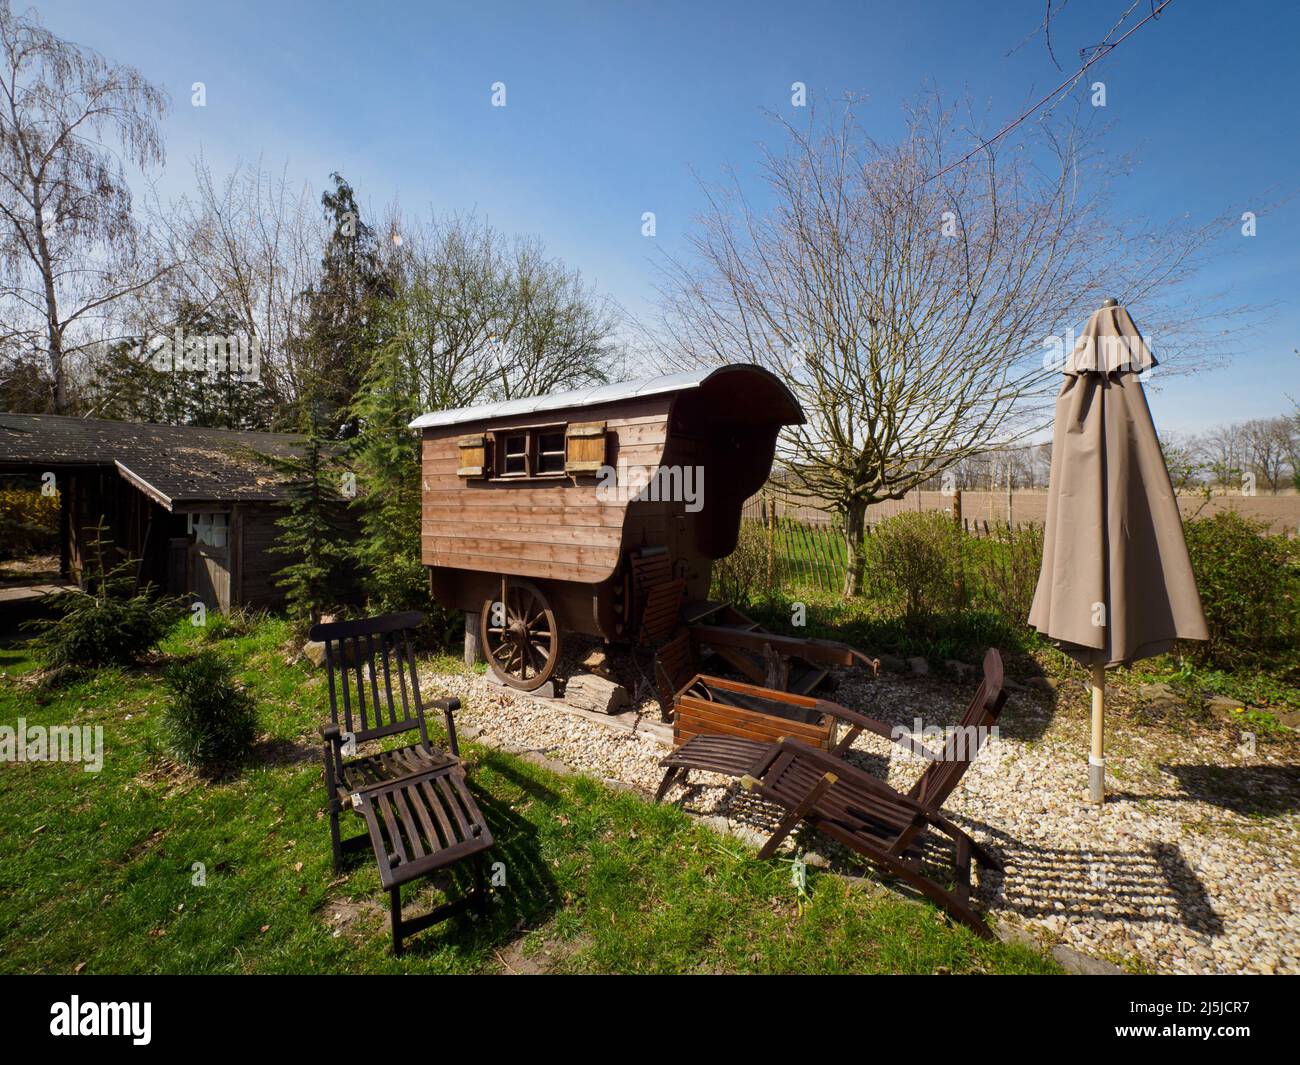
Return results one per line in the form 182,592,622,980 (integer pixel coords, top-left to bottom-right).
818,702,945,762
773,737,935,817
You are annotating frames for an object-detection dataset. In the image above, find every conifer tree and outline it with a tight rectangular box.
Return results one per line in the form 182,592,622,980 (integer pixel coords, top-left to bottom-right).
264,401,352,625
347,318,426,617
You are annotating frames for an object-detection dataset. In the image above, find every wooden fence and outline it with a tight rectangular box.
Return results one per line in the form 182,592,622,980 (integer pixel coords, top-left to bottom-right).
744,485,1300,535
743,494,1048,595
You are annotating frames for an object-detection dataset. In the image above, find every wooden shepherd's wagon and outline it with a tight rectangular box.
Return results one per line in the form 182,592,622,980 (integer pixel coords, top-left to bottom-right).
412,364,874,700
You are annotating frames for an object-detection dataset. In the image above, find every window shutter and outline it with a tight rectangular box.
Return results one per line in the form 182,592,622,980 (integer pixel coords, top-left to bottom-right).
456,434,489,478
565,421,607,474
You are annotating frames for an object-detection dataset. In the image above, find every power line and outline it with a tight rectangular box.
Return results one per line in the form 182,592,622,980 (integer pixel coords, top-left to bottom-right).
921,0,1175,188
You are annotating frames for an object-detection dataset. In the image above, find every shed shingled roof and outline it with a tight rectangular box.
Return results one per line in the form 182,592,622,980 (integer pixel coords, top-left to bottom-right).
0,413,303,509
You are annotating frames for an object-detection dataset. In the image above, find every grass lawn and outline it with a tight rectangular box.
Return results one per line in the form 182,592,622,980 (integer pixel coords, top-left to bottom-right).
0,615,1059,974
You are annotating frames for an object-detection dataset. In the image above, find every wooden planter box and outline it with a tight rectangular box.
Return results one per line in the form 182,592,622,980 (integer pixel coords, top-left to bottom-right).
672,674,838,750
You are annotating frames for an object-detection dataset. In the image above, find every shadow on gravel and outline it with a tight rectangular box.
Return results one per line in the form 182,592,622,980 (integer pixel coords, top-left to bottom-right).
1134,764,1300,818
957,816,1225,938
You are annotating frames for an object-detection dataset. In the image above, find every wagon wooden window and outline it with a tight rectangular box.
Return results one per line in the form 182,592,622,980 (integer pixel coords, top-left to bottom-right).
487,424,572,479
537,430,567,474
500,432,529,476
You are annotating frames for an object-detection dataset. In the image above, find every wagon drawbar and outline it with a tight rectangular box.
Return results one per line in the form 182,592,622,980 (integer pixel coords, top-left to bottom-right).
410,363,874,701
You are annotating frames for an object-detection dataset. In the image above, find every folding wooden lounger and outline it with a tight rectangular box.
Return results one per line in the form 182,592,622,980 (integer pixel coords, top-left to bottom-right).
312,611,494,955
738,649,1008,938
655,651,1002,806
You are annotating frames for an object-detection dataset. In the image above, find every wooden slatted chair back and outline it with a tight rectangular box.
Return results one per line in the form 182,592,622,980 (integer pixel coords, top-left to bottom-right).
908,648,1005,809
630,546,673,595
309,611,431,747
629,546,684,645
639,579,685,645
654,630,695,707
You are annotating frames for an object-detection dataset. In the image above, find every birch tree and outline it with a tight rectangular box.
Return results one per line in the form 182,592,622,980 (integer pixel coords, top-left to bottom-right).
0,1,168,412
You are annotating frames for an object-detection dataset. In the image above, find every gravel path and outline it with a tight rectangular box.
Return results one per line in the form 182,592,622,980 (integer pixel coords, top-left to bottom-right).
422,661,1300,975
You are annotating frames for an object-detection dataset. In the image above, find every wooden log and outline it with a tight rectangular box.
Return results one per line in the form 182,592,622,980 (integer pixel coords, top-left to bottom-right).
463,610,482,668
762,641,789,690
564,673,631,714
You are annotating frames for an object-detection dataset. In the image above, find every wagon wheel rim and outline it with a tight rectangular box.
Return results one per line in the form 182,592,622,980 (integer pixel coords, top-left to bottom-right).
480,578,559,691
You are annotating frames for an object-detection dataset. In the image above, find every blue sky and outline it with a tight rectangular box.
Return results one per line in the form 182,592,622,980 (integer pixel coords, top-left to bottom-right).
32,0,1300,434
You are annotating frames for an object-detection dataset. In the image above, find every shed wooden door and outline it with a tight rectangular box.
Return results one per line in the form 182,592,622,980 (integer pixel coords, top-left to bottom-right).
191,543,231,613
188,512,232,614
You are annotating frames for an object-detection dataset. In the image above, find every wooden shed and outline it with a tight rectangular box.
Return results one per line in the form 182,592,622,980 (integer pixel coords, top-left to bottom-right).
0,414,304,613
411,364,804,689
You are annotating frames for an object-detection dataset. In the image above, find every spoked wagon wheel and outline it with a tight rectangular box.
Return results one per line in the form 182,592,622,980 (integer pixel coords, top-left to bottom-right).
480,577,560,691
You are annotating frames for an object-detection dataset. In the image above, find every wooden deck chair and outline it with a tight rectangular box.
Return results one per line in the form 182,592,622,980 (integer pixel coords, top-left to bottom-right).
736,648,1007,938
312,611,494,955
655,648,1002,806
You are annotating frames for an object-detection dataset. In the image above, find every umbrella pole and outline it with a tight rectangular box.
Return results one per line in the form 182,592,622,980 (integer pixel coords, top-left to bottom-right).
1088,664,1106,803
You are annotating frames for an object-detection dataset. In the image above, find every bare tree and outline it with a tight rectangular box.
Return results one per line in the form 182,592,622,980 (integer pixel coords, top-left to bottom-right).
0,1,168,412
145,157,322,422
658,94,1230,594
1160,431,1210,494
1198,422,1248,489
1243,417,1292,494
376,210,616,413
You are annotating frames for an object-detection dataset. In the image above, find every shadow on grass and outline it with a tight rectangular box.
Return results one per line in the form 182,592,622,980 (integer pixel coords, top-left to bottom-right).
386,754,565,959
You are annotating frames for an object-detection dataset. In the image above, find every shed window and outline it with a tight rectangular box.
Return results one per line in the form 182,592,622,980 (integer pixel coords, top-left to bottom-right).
188,511,229,549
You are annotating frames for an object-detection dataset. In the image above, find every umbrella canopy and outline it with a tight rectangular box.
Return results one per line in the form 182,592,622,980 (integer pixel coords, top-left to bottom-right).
1029,302,1208,666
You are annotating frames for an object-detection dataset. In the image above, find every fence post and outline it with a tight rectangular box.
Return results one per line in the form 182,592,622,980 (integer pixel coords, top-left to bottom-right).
766,494,776,590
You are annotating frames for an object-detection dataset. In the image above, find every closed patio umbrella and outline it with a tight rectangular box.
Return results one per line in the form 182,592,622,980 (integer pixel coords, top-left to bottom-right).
1028,299,1208,803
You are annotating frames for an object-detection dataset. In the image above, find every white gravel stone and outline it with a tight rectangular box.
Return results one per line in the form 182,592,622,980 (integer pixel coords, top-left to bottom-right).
422,660,1300,975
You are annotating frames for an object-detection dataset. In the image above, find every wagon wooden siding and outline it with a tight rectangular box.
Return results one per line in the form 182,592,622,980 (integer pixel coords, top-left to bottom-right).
420,398,673,585
411,365,805,664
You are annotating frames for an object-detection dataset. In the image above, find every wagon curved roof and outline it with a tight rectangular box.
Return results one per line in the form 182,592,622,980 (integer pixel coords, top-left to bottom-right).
408,363,803,429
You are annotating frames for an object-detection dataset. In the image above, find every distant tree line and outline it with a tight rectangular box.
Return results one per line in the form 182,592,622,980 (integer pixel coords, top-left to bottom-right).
903,409,1300,497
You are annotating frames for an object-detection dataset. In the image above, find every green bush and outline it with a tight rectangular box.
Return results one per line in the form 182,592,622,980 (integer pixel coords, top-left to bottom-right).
26,528,182,670
863,511,963,621
964,522,1045,625
161,651,258,771
1182,511,1299,670
711,519,770,605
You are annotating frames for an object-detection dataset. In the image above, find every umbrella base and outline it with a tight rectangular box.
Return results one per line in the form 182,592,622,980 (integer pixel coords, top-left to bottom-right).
1087,757,1105,804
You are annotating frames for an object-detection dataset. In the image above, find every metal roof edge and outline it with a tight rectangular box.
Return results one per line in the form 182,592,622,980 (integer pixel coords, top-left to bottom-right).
408,364,792,430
